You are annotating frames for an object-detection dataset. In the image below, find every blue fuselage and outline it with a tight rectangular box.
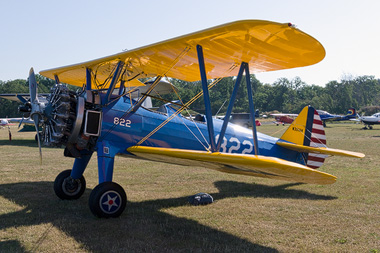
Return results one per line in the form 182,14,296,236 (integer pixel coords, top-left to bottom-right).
97,95,305,165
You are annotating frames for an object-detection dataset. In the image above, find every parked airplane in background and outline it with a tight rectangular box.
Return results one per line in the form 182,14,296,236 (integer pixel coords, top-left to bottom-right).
0,117,37,127
351,112,380,129
0,118,20,127
0,94,48,137
317,108,357,126
5,20,364,218
270,113,298,125
272,108,357,127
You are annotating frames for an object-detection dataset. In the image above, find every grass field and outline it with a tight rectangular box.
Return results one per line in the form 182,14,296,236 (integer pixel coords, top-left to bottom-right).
0,122,379,252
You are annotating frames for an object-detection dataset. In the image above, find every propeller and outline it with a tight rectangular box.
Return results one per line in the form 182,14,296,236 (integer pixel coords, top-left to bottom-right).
7,125,12,141
28,68,42,163
18,116,24,129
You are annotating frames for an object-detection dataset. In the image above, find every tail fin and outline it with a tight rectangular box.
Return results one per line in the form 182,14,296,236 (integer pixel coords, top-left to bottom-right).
279,106,327,169
347,108,356,117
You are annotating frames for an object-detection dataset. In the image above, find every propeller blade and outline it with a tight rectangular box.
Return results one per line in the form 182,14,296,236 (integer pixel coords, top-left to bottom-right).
18,117,24,129
7,125,12,141
29,68,37,103
32,113,42,164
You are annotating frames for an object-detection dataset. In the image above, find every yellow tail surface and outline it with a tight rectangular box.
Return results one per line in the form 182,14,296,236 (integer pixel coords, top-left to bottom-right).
278,106,364,169
280,106,312,145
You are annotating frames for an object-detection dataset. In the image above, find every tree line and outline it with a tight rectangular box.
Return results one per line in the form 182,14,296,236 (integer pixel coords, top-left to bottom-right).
166,75,380,116
1,74,380,118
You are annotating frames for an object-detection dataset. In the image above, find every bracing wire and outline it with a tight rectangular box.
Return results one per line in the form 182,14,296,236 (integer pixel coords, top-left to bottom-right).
164,76,210,149
290,122,329,159
98,46,192,142
136,64,238,147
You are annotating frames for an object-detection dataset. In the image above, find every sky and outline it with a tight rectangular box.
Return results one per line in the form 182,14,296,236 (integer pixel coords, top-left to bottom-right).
1,0,380,86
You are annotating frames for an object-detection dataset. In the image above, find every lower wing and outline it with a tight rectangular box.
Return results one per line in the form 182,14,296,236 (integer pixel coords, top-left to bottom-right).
127,146,336,185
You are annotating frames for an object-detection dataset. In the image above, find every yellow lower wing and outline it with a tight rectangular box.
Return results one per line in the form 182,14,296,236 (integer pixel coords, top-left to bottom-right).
276,141,365,158
127,146,336,185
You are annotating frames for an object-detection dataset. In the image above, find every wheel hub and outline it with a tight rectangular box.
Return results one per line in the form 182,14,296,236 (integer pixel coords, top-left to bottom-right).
99,191,122,214
62,177,82,196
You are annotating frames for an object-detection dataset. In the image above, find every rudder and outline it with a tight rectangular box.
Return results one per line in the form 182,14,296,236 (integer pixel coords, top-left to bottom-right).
279,106,327,169
347,108,356,117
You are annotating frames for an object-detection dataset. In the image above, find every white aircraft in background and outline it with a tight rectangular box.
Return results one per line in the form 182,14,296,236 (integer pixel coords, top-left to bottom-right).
351,112,380,129
0,93,48,139
0,117,23,128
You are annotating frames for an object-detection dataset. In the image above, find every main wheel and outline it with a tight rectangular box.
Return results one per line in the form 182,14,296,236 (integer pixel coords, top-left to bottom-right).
54,169,86,200
89,182,127,218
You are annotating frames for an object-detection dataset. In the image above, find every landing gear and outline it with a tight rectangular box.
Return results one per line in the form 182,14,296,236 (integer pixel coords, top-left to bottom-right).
89,182,127,218
54,170,86,200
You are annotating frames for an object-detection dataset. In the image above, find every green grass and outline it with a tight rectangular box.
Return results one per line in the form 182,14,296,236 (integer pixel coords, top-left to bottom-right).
0,123,379,252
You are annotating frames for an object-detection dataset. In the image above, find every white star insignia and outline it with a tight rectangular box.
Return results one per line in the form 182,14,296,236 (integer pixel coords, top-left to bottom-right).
102,194,118,211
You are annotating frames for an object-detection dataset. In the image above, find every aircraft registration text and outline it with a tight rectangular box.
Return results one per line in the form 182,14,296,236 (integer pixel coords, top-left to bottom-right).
114,117,131,127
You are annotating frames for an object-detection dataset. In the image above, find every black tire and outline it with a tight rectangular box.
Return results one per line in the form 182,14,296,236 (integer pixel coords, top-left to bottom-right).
89,182,127,218
54,169,86,200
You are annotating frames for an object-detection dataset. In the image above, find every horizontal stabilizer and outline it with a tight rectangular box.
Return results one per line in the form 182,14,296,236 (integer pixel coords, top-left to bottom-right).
276,141,365,158
127,146,337,185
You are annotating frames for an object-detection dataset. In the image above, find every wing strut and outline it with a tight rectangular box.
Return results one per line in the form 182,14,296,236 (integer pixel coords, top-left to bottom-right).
54,75,60,85
244,63,259,155
214,62,259,155
216,63,245,152
196,45,260,155
197,45,216,152
103,61,125,104
86,68,92,90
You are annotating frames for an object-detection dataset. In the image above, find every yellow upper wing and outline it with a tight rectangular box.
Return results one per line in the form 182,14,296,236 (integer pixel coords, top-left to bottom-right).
40,20,325,88
127,146,336,185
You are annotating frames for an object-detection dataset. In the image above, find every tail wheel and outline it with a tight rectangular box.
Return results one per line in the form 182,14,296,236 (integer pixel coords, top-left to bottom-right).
54,169,86,200
89,182,127,218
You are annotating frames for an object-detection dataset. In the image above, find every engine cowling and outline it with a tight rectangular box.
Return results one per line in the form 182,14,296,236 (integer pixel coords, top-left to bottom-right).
41,84,101,158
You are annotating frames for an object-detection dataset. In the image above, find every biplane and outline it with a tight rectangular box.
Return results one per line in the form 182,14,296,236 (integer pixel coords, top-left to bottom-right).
16,20,364,218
